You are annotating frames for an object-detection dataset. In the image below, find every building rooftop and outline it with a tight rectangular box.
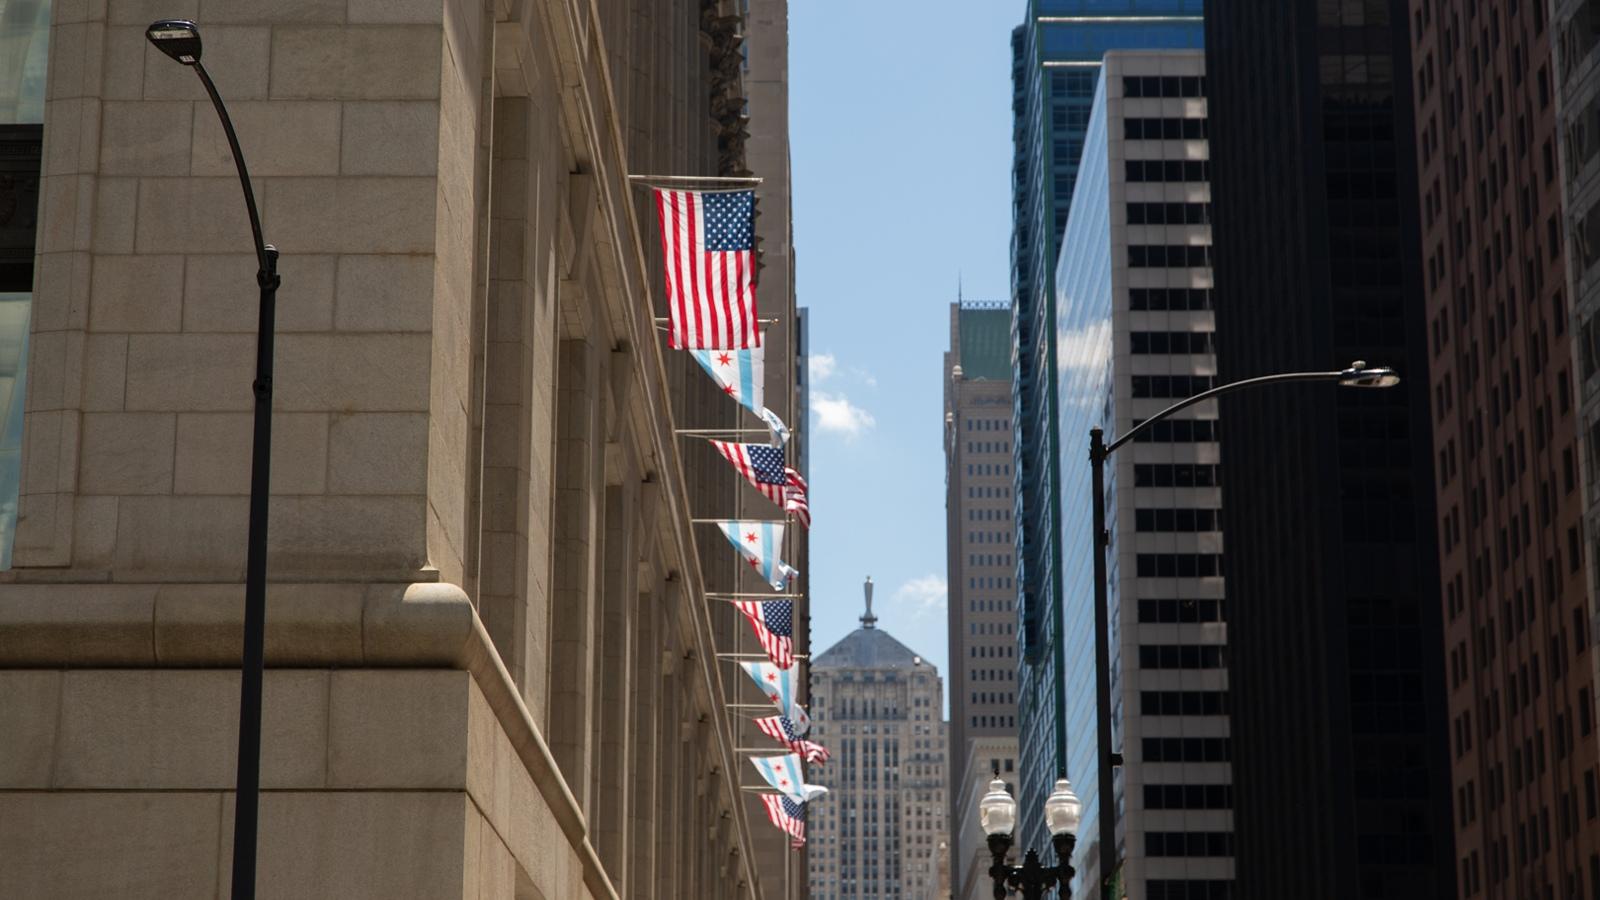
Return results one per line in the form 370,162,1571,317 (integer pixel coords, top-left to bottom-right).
812,576,937,671
957,305,1011,382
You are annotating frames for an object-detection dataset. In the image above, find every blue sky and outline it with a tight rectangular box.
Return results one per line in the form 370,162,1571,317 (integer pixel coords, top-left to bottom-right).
792,2,1020,691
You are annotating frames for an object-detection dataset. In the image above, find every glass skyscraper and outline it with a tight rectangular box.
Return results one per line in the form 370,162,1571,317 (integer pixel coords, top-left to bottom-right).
1009,0,1203,862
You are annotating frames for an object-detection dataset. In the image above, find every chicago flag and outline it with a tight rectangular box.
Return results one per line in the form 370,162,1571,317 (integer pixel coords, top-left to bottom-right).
716,520,799,591
739,661,811,733
687,346,792,445
750,754,828,804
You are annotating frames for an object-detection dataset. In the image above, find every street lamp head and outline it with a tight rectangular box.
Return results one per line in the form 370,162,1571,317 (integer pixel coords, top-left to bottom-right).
1044,778,1082,837
1338,360,1401,389
979,777,1017,838
146,19,202,65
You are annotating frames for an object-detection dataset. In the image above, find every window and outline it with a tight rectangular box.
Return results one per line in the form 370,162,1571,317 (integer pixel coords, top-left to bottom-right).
1130,331,1216,354
1142,736,1231,762
1141,690,1229,716
1124,117,1209,141
1133,375,1217,398
1138,598,1224,623
1132,419,1220,443
1126,159,1211,183
1128,245,1213,268
1135,508,1221,532
1138,644,1225,669
1143,784,1233,809
1123,75,1207,98
1146,832,1234,857
1129,287,1214,310
1135,464,1223,487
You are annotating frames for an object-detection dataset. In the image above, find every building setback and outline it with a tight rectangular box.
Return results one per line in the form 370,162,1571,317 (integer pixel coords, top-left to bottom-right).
0,1,804,898
1009,0,1205,859
1414,2,1600,897
808,585,948,899
943,299,1020,895
1052,50,1232,898
1205,2,1456,898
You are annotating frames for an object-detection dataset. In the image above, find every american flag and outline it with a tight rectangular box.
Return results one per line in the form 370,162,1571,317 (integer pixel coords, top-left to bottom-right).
756,715,831,764
710,441,811,528
735,599,794,669
653,188,760,350
760,794,807,848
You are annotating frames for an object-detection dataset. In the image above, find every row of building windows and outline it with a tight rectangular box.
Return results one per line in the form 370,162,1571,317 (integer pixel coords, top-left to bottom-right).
1131,330,1216,354
1133,374,1218,398
1129,244,1214,269
1146,882,1232,900
965,417,1011,432
1138,598,1224,623
965,463,1012,476
1126,159,1211,183
1139,644,1225,669
1136,553,1224,577
966,553,1013,567
1145,784,1233,810
1135,507,1221,532
970,692,1015,705
1125,117,1209,141
1143,736,1231,763
1134,463,1224,487
1129,287,1214,310
965,440,1010,454
1141,690,1229,716
1123,75,1207,98
1147,831,1234,857
972,714,1016,728
1127,201,1212,226
1131,419,1220,443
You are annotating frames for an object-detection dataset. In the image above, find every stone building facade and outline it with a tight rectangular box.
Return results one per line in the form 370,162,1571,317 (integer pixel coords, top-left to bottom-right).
807,588,947,900
941,298,1017,894
0,1,804,898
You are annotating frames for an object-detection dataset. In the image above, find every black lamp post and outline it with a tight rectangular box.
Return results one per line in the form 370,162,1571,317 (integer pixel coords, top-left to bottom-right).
1086,360,1401,894
145,20,279,900
981,772,1081,899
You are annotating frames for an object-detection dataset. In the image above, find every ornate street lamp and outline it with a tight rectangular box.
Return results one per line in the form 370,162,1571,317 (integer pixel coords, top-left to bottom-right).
981,773,1082,899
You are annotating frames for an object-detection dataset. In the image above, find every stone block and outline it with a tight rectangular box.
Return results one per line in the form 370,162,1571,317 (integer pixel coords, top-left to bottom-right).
0,792,222,899
327,412,427,494
100,25,146,100
199,0,345,23
328,669,470,789
219,792,469,900
99,101,191,176
0,584,157,666
273,333,432,412
113,495,248,576
151,582,365,664
142,26,270,102
43,97,101,177
340,101,439,175
71,494,120,566
47,23,104,102
271,26,443,101
183,252,336,333
191,100,341,177
107,0,196,24
0,671,60,788
24,329,76,413
266,495,429,574
349,0,442,23
82,333,128,411
134,176,257,254
92,176,138,253
32,250,92,332
78,411,175,494
173,411,329,495
124,333,255,411
263,177,438,255
88,253,184,332
54,669,328,789
334,253,435,332
22,409,79,495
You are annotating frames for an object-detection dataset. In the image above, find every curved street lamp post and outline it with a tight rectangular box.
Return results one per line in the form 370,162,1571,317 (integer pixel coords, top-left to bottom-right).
146,20,279,900
981,773,1083,899
1087,360,1401,894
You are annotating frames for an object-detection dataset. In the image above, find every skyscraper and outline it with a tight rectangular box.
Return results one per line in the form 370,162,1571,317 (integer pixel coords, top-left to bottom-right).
1052,50,1231,897
1009,2,1204,858
1415,3,1600,897
1205,2,1456,897
944,299,1019,894
808,581,948,899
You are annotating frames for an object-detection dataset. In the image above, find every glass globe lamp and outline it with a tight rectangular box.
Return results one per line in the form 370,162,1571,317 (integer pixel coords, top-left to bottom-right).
978,777,1016,837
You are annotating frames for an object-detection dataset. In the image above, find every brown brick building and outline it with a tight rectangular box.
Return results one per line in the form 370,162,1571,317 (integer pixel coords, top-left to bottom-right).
1408,1,1600,896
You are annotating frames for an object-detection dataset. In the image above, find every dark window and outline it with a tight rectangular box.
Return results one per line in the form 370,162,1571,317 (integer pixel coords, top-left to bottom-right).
1140,690,1229,716
1138,598,1225,623
1130,331,1216,354
1123,76,1207,98
1135,464,1223,487
1138,644,1226,669
1125,159,1211,182
1146,832,1235,857
1142,736,1232,762
1127,202,1212,226
1137,553,1224,577
1135,508,1222,531
1132,375,1218,398
1124,117,1209,141
1129,287,1214,310
1131,419,1221,443
1128,244,1213,268
1143,784,1233,809
0,124,44,293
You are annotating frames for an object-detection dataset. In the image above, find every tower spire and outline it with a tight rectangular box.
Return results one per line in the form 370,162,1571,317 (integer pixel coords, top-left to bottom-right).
862,576,877,628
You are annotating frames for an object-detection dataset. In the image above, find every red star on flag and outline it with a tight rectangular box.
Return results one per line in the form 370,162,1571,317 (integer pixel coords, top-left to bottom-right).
745,532,758,543
717,352,733,366
766,672,778,682
723,384,736,395
768,693,780,702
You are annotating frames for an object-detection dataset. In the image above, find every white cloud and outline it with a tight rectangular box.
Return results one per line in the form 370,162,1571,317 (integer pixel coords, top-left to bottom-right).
1056,318,1113,408
889,574,948,619
811,389,876,438
809,353,838,383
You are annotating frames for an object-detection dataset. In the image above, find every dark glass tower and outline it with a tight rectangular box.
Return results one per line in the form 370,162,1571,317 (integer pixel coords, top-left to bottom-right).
1204,2,1456,897
1009,0,1204,861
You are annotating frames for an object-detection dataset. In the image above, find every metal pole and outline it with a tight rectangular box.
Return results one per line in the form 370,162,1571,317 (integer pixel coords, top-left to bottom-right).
191,59,275,900
1089,426,1114,897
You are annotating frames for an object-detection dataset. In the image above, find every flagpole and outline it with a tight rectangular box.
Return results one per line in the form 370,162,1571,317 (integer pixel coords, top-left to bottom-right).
677,428,775,436
629,173,764,186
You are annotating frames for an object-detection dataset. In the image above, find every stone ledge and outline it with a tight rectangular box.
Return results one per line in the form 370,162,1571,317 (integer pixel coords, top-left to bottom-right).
0,578,618,900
